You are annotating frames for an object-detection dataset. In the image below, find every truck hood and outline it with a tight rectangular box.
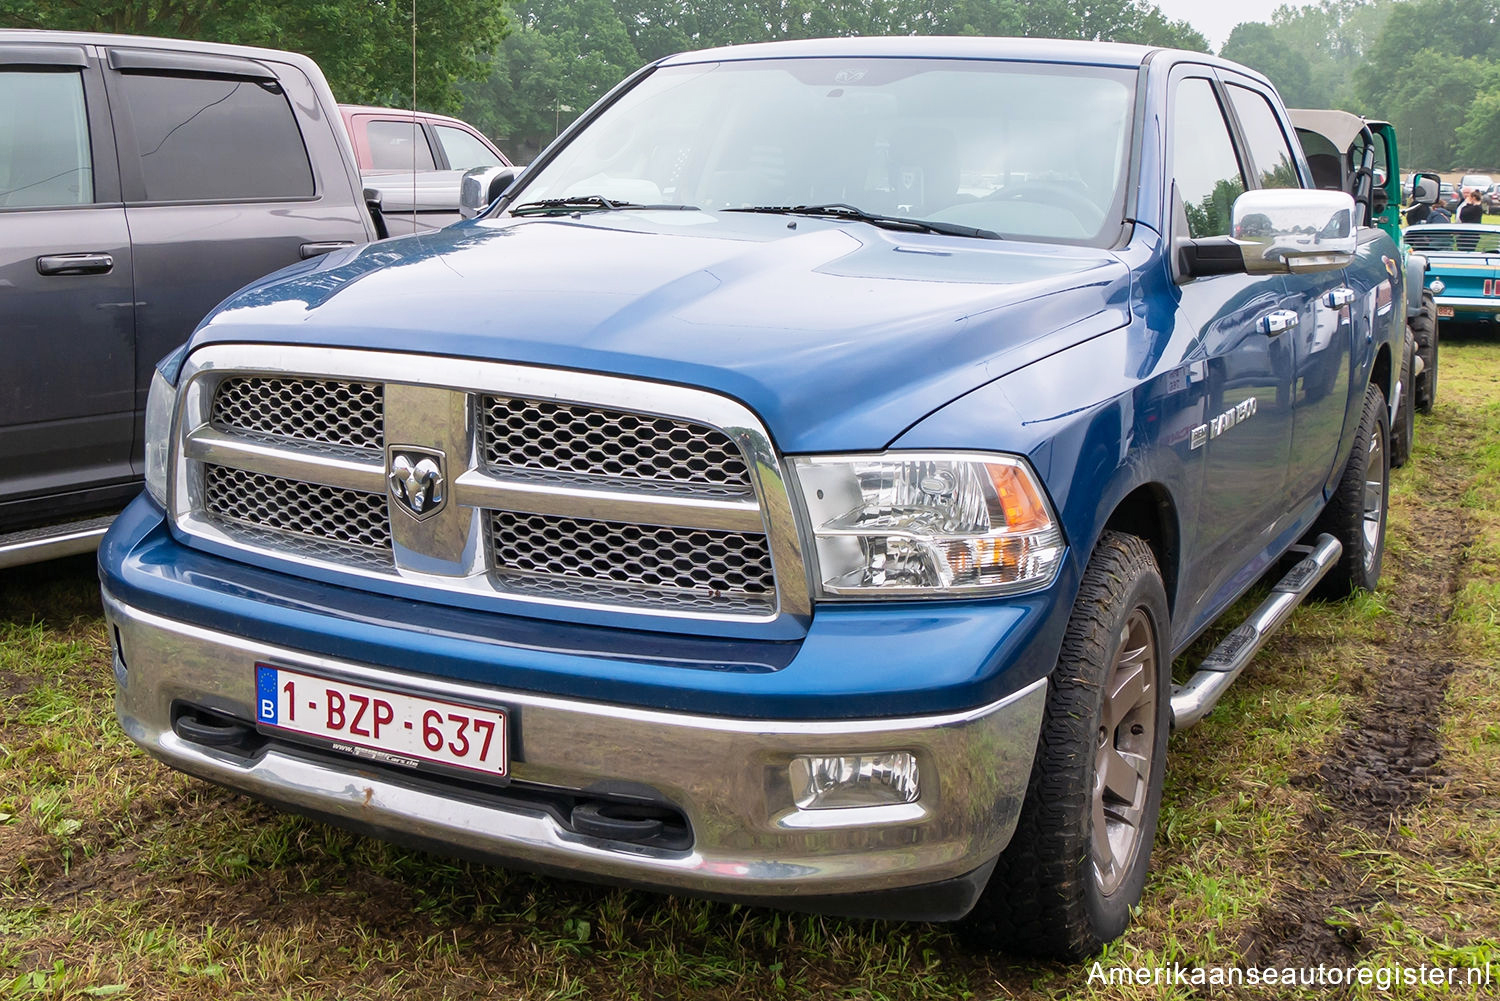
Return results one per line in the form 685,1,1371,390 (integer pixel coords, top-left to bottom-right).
195,212,1131,452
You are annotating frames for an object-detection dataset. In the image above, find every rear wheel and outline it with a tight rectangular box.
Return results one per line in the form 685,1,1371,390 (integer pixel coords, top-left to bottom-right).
1390,335,1414,468
972,531,1169,960
1412,289,1439,414
1313,382,1389,599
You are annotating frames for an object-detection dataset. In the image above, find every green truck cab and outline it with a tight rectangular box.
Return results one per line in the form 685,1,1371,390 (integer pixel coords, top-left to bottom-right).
1292,109,1439,443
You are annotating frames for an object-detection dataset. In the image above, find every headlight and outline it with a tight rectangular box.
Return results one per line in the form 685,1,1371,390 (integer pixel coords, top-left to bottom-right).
143,366,177,507
791,452,1064,598
1429,279,1446,295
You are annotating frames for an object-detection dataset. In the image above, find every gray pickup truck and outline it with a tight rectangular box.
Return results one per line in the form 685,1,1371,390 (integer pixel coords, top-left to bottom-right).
0,31,383,568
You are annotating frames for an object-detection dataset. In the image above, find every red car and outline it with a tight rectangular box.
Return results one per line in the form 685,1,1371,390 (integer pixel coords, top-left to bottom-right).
339,105,512,172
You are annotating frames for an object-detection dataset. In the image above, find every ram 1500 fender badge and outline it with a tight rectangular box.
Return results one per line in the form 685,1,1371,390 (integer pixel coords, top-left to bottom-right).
1190,397,1258,450
388,446,447,519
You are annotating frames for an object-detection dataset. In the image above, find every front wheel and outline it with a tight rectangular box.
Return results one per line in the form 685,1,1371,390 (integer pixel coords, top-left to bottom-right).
971,531,1170,960
1312,382,1390,599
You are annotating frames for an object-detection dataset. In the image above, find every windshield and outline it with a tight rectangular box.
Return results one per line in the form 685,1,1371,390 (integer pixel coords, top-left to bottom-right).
511,58,1137,245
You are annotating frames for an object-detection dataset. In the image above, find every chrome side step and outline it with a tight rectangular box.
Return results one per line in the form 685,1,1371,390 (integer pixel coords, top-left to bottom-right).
0,514,116,571
1170,533,1342,730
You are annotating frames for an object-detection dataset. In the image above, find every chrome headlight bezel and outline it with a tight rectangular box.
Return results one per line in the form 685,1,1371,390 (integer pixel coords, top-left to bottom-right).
142,365,179,507
788,450,1066,600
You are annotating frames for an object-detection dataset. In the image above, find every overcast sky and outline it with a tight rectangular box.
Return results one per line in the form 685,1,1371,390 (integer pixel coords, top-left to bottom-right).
1151,0,1318,51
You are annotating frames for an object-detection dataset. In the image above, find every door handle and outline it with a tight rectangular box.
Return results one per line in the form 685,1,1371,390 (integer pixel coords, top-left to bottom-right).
1323,287,1356,308
299,241,356,259
1256,309,1300,335
36,253,113,276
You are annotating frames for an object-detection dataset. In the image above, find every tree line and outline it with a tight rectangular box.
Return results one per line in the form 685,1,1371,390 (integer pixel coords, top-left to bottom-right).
0,0,1208,163
1222,0,1500,171
460,0,1209,159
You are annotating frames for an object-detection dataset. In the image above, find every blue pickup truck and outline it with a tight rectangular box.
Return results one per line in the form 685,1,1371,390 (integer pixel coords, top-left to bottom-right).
99,37,1404,958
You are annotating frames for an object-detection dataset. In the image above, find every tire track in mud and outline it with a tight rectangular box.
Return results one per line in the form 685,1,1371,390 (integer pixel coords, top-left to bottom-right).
1243,456,1475,968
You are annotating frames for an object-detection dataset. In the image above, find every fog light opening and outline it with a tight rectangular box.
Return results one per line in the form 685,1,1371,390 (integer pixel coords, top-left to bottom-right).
789,751,920,810
111,626,128,686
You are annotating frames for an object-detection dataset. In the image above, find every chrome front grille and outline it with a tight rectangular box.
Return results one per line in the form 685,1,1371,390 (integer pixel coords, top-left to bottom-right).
490,511,775,612
211,377,384,451
172,348,807,626
204,464,393,558
480,396,751,494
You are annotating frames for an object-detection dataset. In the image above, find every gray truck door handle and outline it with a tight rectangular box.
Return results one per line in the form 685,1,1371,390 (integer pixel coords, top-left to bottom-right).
1323,286,1356,308
36,253,113,276
1256,309,1300,335
300,241,356,259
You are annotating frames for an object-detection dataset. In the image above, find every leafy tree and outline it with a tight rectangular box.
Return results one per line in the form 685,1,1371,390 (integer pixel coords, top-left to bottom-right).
0,0,508,112
1222,22,1314,107
1355,0,1500,168
1457,87,1500,166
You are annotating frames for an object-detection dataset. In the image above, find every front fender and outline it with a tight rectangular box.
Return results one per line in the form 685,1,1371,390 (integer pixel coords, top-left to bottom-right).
888,319,1205,617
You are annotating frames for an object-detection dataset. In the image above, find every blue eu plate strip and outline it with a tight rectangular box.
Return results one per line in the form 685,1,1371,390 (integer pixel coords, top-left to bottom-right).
256,665,279,725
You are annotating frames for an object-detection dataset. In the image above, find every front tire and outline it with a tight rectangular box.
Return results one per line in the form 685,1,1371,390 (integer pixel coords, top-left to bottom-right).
1313,382,1389,599
972,531,1170,960
1412,289,1439,414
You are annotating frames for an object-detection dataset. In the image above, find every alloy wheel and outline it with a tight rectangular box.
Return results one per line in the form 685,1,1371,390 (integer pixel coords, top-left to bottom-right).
1092,609,1158,896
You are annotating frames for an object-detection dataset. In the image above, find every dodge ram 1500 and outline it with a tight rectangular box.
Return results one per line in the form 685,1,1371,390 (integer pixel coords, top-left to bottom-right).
100,37,1404,958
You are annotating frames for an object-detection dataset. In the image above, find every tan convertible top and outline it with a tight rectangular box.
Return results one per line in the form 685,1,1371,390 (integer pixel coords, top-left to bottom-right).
1289,109,1369,152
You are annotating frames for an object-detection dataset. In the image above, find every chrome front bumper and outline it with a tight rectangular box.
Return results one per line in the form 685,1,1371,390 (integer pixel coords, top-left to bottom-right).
1433,294,1500,316
105,589,1046,917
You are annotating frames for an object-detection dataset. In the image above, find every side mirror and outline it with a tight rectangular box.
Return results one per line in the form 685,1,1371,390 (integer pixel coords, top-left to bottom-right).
1412,172,1440,206
1177,188,1357,280
1233,189,1356,274
460,165,519,219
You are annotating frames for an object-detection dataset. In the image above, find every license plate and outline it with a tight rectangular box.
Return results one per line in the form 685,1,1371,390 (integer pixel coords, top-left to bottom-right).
1438,305,1455,318
255,664,508,779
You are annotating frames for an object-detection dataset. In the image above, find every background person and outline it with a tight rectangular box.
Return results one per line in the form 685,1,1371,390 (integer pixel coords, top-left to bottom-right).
1458,188,1484,224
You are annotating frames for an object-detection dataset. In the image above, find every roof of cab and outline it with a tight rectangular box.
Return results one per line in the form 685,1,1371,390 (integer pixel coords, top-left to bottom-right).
0,28,323,75
661,35,1162,68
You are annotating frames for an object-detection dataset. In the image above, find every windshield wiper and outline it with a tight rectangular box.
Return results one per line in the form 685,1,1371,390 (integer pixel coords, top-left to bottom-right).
511,195,699,216
723,202,1001,240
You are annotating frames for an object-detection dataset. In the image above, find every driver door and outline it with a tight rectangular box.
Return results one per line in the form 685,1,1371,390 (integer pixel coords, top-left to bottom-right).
1169,71,1297,631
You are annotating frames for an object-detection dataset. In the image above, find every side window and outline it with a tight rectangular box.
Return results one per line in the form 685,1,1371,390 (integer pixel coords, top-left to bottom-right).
435,125,501,170
1226,85,1301,189
119,72,314,201
1171,78,1245,239
0,69,92,208
366,120,436,170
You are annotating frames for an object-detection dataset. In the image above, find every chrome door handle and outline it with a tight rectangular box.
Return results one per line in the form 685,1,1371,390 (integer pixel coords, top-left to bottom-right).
1323,287,1355,308
300,241,357,259
1256,309,1300,335
36,252,113,276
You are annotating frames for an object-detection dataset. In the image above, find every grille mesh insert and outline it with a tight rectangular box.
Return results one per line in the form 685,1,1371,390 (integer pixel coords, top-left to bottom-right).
489,510,774,609
204,464,391,553
480,396,751,493
212,377,383,451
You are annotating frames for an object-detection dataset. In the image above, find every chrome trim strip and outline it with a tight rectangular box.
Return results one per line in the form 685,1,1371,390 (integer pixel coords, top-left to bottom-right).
1432,295,1500,310
0,514,114,570
168,344,811,634
107,589,1046,899
184,427,386,492
453,469,767,533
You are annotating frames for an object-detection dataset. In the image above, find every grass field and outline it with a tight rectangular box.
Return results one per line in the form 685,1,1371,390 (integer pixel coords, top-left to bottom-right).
2,340,1499,1000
